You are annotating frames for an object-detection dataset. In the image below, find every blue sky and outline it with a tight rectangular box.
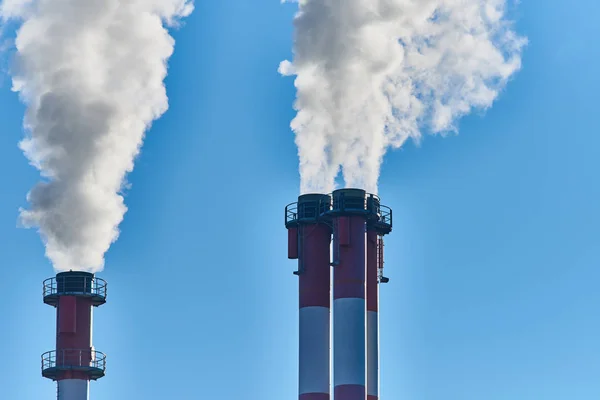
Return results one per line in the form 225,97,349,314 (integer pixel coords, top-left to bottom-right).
0,0,599,399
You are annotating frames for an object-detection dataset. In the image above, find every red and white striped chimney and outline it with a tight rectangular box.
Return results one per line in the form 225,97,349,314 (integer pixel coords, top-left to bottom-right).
331,188,369,400
285,190,392,400
367,229,379,400
366,196,391,400
42,271,107,400
286,194,333,400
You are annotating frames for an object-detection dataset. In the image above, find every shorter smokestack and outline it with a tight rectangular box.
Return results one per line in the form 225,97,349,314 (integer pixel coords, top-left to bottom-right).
366,195,392,400
286,194,333,400
42,271,107,400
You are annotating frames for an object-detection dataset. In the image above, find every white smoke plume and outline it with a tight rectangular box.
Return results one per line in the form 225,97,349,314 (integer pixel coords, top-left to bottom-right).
280,0,526,194
1,0,193,272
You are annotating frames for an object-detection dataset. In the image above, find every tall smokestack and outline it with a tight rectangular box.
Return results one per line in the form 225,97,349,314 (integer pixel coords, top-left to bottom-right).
282,1,519,397
41,271,107,400
366,229,379,400
366,197,392,400
330,188,369,399
285,189,392,398
286,194,333,400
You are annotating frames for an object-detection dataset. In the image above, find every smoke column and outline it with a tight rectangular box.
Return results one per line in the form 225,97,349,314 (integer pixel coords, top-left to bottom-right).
280,0,526,194
0,0,193,271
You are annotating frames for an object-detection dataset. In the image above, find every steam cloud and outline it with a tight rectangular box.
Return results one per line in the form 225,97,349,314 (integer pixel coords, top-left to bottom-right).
1,0,193,271
280,0,526,194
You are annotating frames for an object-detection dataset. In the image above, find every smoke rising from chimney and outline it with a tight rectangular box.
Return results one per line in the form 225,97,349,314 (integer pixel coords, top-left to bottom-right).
280,0,526,194
1,0,193,272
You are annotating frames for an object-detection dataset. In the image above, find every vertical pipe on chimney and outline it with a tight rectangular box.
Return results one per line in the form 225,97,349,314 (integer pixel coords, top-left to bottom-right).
332,189,367,400
287,194,332,400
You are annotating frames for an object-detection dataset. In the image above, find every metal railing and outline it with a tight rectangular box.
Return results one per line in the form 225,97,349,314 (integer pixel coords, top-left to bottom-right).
43,276,107,299
42,349,106,373
332,192,375,212
379,204,392,228
286,193,393,231
285,202,298,226
285,200,332,225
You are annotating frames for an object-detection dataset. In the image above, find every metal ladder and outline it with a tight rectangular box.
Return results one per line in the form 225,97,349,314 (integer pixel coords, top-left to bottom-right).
377,236,389,283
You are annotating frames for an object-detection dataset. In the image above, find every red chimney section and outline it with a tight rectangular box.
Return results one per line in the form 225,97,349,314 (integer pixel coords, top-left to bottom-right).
42,271,107,400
